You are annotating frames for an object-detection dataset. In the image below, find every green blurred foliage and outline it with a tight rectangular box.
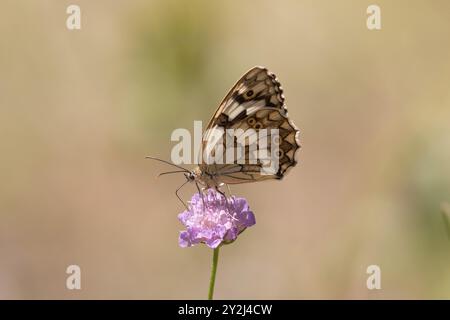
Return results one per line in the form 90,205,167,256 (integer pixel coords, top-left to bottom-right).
128,1,223,140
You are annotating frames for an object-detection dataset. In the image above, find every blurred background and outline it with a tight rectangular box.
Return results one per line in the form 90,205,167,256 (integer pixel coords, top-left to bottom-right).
1,0,449,299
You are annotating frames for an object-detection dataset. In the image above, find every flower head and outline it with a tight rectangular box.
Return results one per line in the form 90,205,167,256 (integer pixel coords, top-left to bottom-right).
178,189,256,248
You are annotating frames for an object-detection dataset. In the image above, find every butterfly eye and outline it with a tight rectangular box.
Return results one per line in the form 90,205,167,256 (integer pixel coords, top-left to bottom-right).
254,122,262,130
247,118,256,126
246,90,254,97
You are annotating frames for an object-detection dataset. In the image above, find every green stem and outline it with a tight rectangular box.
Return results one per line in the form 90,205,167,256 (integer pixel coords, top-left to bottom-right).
208,247,220,300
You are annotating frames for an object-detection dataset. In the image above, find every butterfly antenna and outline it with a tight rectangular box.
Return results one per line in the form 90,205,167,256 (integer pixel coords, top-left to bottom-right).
158,170,188,178
145,156,189,172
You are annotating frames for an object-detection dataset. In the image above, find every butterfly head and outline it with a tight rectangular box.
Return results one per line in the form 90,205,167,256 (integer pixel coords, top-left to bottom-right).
184,171,196,182
185,167,203,183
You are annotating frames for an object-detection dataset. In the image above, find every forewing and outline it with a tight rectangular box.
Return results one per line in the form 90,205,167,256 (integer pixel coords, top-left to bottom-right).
205,66,286,132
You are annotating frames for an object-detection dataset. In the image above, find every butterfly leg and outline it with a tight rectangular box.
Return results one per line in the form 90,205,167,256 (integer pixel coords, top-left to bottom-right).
214,185,237,219
214,185,229,210
195,181,206,209
226,184,232,197
175,180,189,210
215,186,227,199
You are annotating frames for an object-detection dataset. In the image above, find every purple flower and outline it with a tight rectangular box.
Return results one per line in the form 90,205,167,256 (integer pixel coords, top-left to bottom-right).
178,189,256,248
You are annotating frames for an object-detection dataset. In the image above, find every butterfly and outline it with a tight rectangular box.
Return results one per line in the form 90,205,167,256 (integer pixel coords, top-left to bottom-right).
147,66,301,206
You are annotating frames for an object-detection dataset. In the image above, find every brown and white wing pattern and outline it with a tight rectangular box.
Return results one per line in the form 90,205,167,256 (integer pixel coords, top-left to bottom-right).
205,66,287,130
199,67,301,187
204,108,300,185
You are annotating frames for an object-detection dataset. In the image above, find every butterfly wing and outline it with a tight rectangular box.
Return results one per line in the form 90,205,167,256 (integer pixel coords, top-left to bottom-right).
200,67,300,186
203,108,300,184
204,66,287,130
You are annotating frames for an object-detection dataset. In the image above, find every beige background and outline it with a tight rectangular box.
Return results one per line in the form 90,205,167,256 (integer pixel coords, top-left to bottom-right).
0,0,449,299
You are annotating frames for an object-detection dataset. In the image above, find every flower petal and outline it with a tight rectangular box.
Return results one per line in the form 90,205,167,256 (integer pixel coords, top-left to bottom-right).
177,189,256,248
